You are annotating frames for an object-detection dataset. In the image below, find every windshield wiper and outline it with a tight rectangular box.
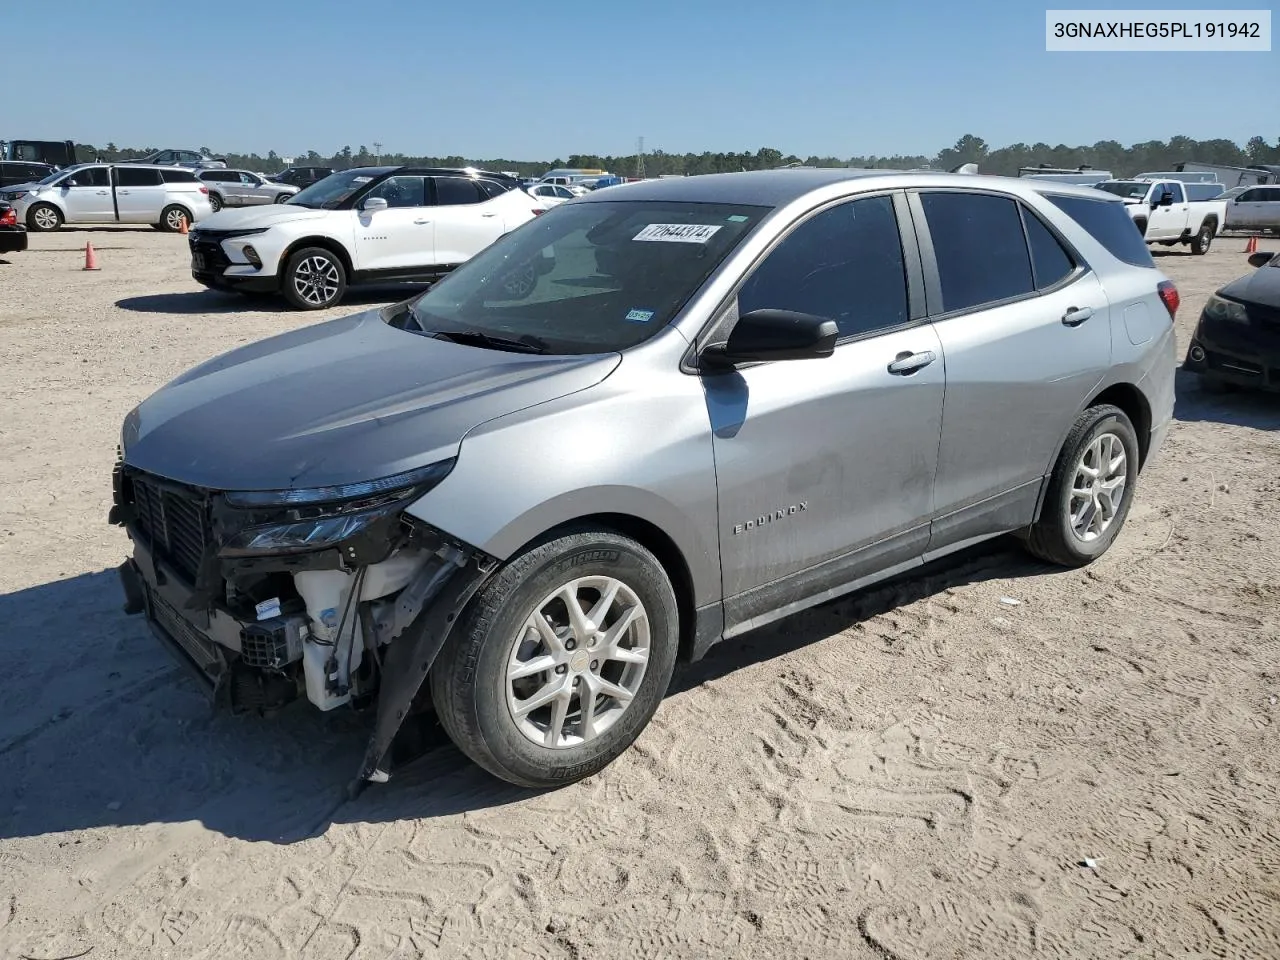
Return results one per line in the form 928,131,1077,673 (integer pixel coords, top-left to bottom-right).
430,329,549,354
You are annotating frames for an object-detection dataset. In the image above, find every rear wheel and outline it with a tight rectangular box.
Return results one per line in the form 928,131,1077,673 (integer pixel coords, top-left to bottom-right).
27,203,62,231
281,246,347,310
158,205,190,232
1190,223,1213,255
273,193,291,204
430,529,679,788
208,193,223,213
1024,405,1139,567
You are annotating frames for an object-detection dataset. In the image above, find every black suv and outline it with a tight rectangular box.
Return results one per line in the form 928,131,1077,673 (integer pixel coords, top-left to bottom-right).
0,161,54,189
270,166,334,189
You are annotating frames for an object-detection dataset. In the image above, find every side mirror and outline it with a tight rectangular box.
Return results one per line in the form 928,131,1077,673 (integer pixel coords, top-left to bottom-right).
1158,192,1174,207
1248,251,1275,268
702,308,839,366
63,179,78,188
361,196,388,213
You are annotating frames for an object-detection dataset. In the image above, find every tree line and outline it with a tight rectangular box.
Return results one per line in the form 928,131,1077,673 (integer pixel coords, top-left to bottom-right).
75,134,1280,179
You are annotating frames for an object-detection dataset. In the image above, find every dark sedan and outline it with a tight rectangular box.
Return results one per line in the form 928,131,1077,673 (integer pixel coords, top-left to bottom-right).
1184,250,1280,391
0,202,28,254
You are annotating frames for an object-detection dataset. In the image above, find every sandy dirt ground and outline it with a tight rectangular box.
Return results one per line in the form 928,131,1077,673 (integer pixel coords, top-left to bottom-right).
1,225,1278,960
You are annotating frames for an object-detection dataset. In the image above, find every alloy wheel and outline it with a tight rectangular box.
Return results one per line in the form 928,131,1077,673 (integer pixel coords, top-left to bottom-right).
33,207,59,230
165,208,188,231
505,576,651,749
292,255,341,306
1069,432,1127,541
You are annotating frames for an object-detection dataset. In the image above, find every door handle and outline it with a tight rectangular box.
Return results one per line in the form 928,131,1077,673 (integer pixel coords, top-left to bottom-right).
1062,306,1094,326
480,212,497,217
96,191,109,195
413,218,430,225
117,190,129,195
887,350,936,375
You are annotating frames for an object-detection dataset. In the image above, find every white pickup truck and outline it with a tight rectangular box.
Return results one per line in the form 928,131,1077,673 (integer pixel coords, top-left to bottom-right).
1093,178,1226,255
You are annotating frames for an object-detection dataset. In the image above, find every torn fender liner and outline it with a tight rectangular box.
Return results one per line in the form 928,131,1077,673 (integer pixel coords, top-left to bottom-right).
356,552,495,785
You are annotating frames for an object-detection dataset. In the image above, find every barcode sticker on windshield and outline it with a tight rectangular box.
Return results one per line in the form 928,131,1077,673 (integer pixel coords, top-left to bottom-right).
633,223,722,243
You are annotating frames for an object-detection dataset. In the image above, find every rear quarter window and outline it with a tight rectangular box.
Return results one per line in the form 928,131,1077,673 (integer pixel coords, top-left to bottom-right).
1043,194,1154,268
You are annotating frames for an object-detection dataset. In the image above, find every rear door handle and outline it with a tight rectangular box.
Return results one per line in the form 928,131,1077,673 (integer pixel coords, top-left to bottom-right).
1062,306,1094,326
413,218,430,225
887,350,936,375
480,212,497,217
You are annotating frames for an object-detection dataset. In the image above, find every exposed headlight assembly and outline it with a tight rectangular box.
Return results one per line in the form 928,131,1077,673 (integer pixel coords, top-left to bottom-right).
1203,293,1249,324
219,460,454,556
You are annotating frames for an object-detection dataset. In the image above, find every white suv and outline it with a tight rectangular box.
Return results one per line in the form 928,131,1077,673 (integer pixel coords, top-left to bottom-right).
189,166,542,309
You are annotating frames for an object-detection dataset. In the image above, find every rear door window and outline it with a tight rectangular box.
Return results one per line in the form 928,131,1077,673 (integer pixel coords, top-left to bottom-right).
1043,194,1155,268
919,192,1034,313
432,177,486,206
115,167,162,187
161,169,198,183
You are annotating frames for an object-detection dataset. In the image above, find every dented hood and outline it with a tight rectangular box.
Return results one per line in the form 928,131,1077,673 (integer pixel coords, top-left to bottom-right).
122,307,620,490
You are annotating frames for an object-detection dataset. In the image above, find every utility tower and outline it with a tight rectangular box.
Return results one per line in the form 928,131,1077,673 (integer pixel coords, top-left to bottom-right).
373,142,382,164
635,137,645,179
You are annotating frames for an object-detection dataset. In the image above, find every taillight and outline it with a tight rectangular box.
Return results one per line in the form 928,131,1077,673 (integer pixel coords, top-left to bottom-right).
198,185,209,195
0,208,15,227
1157,280,1179,320
532,208,543,216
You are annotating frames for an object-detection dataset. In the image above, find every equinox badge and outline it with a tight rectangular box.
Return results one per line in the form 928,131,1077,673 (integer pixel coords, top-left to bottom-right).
733,503,808,535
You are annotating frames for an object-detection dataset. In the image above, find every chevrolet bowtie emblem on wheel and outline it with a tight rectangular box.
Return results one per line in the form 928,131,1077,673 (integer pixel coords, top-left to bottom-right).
733,503,808,535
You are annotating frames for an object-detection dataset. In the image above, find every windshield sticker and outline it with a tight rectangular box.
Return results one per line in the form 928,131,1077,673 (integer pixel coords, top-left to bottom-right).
352,176,372,183
633,223,722,243
726,215,749,222
624,309,655,323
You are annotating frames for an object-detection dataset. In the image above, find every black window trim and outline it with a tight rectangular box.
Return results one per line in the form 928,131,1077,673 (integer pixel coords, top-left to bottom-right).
683,188,928,375
906,187,1091,323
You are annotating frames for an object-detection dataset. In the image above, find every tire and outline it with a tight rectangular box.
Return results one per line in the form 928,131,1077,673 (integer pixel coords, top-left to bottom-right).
1023,404,1139,568
280,246,347,310
1190,223,1213,255
26,203,62,231
430,529,680,788
208,193,223,213
273,193,291,204
159,205,191,232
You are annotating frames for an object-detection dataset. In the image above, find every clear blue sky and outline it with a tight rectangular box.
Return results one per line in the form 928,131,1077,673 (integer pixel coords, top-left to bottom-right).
7,0,1276,160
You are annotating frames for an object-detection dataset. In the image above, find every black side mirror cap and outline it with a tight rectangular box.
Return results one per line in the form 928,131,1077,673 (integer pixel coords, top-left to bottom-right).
702,308,839,367
1247,251,1275,268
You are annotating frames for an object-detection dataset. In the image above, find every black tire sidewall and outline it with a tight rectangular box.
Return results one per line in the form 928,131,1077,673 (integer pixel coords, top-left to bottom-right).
439,533,679,787
282,246,346,310
209,194,222,213
160,205,189,232
1192,225,1212,254
1049,409,1139,562
27,203,61,231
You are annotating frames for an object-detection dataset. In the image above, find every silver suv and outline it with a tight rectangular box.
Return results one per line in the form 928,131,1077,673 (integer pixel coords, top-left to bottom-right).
111,170,1176,790
196,169,298,211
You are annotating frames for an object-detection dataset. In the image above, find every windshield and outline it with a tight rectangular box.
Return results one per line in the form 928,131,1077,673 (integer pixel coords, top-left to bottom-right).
1094,181,1151,199
401,200,769,354
288,168,386,208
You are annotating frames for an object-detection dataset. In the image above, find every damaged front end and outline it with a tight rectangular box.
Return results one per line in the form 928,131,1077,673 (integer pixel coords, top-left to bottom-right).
109,455,496,787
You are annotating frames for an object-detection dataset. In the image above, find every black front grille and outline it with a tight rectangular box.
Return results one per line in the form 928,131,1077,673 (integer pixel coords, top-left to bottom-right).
130,473,211,583
1247,302,1280,332
189,233,231,273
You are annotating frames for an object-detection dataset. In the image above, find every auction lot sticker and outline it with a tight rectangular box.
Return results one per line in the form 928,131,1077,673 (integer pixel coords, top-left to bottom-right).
634,223,722,243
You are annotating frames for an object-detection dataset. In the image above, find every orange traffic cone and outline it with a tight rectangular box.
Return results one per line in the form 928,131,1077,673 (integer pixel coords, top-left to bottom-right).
82,241,100,271
178,217,189,235
1245,236,1258,253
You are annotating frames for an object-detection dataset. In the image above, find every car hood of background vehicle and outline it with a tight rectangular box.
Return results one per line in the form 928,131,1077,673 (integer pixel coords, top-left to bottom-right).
194,205,333,230
123,309,621,491
1219,265,1280,311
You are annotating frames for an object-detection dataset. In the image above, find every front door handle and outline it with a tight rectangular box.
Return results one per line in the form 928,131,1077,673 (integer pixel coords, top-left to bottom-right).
1062,306,1094,326
413,218,430,225
887,350,936,375
96,190,109,195
480,212,497,217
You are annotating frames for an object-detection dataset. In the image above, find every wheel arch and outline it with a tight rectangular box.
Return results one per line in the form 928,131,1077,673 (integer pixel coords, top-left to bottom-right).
278,235,354,281
497,512,702,663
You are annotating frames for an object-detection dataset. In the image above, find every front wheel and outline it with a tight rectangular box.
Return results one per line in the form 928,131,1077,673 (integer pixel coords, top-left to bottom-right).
26,203,62,231
1190,223,1213,255
273,193,291,204
281,246,347,309
430,529,680,788
1023,404,1139,568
